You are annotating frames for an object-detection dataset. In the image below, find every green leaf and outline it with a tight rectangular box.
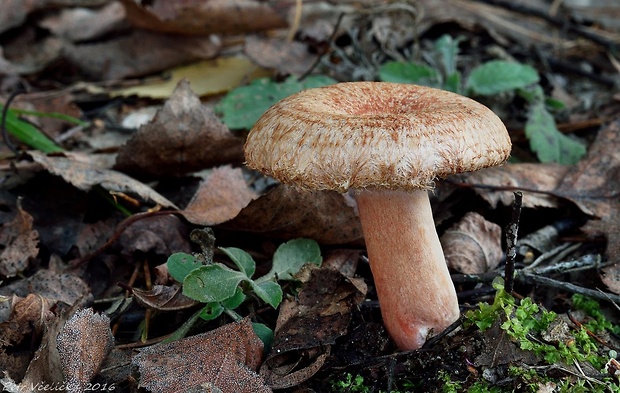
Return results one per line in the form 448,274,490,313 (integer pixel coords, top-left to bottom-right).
250,280,283,309
270,238,322,281
215,75,337,130
219,247,256,278
167,252,203,283
378,61,440,86
220,286,246,309
252,322,274,351
1,105,64,153
525,103,586,165
199,302,225,321
433,34,464,76
443,72,461,94
467,60,539,95
183,264,246,303
162,307,204,343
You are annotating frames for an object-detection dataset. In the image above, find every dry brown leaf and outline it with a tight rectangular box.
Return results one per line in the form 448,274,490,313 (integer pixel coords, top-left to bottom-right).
244,35,317,76
39,2,128,42
63,29,221,80
181,166,258,226
2,29,64,75
57,308,114,391
115,80,244,178
457,163,566,209
441,212,503,274
28,151,178,209
118,214,191,259
0,269,90,308
0,294,53,352
261,268,366,389
417,0,618,51
132,284,198,311
0,198,39,277
121,0,287,35
11,294,52,336
553,121,620,262
0,0,109,35
133,318,270,393
224,185,363,245
474,320,539,368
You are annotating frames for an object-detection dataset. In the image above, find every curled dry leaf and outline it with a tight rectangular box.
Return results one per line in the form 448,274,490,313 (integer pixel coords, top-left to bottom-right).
57,308,114,392
119,214,191,259
0,269,90,308
132,284,198,311
0,294,53,358
63,29,221,80
441,212,503,274
0,198,39,277
181,166,258,226
457,163,566,209
115,80,244,178
38,2,128,42
121,0,287,35
244,36,318,76
133,318,270,393
261,268,366,389
555,121,620,247
28,151,178,209
224,185,363,245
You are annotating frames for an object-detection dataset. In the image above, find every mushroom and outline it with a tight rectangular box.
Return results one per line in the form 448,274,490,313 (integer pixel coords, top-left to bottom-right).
244,82,511,350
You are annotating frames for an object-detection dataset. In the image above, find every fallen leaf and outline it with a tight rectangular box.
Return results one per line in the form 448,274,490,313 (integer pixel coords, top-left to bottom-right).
224,185,363,245
132,284,198,311
121,0,287,35
181,166,258,226
474,320,539,368
0,269,90,308
457,163,566,208
0,295,52,380
111,57,270,99
0,0,37,34
554,121,620,262
0,294,53,351
244,35,318,76
114,80,244,178
3,33,63,75
260,268,366,389
441,212,503,274
0,198,39,277
38,1,128,42
63,29,221,80
118,214,191,259
133,318,270,393
28,151,178,209
57,308,114,391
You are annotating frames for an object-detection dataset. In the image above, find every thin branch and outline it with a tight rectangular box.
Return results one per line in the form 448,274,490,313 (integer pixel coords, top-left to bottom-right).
504,191,523,294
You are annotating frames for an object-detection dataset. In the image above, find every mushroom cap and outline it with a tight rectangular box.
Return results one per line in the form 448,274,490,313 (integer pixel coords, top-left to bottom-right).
244,82,511,192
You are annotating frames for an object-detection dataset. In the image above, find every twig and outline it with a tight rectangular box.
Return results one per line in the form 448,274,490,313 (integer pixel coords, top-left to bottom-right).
525,242,581,270
70,210,181,266
297,12,346,81
567,310,619,351
528,253,601,276
504,191,523,294
516,272,620,304
472,0,618,52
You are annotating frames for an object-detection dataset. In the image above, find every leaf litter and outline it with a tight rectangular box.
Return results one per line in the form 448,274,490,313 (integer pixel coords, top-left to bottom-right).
0,0,620,391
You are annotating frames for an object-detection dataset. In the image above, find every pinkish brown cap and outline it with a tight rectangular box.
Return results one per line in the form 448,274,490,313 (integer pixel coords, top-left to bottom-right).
244,82,511,190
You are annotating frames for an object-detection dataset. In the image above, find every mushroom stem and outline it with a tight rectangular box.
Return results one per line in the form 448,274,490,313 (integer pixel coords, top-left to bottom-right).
355,189,460,350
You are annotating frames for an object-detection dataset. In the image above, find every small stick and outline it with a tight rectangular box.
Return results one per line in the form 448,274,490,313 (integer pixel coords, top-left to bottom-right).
504,191,523,294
